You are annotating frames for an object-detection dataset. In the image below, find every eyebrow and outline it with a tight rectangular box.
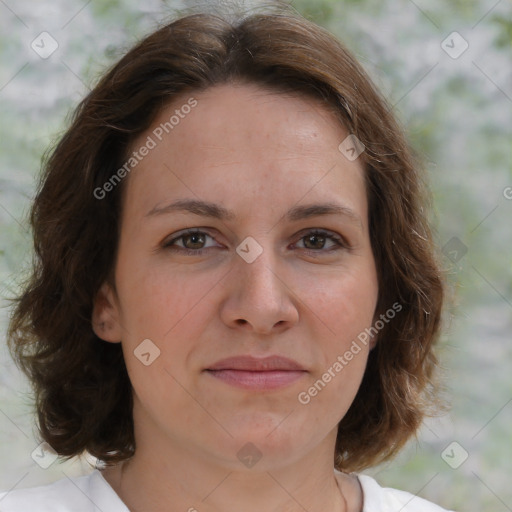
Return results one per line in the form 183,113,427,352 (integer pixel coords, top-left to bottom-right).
145,198,362,226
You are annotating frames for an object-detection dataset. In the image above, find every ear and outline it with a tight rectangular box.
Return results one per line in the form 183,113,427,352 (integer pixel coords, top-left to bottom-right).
92,281,122,343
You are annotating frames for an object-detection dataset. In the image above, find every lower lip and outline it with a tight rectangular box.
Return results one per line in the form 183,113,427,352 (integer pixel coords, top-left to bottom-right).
205,370,306,390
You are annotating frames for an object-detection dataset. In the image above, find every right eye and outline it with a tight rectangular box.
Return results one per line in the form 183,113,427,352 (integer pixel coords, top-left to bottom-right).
162,229,222,255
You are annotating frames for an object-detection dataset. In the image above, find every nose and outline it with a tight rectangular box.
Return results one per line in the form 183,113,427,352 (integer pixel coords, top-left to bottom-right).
219,245,299,335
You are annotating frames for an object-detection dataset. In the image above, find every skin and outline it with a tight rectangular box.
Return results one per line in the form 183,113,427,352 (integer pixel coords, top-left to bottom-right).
92,82,379,512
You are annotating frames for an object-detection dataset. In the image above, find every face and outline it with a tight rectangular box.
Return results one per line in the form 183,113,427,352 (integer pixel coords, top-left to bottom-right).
93,83,379,472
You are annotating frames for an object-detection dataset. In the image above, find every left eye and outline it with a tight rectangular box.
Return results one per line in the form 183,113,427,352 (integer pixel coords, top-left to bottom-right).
294,230,345,251
162,229,346,254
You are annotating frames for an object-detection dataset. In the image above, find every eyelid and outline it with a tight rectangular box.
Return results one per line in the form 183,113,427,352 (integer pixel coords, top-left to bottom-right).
162,228,221,249
293,227,351,250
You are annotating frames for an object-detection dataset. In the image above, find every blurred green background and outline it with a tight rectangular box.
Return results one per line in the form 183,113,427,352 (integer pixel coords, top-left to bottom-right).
0,1,511,510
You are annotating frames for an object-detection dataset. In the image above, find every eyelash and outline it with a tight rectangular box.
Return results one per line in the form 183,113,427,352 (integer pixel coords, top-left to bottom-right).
162,228,349,257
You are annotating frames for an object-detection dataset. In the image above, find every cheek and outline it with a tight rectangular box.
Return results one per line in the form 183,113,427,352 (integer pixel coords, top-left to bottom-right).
303,265,378,344
295,275,376,420
336,276,378,340
301,267,378,397
115,255,221,342
114,258,222,401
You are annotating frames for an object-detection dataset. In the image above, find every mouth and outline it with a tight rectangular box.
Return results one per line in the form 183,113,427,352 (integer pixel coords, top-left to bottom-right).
204,355,307,390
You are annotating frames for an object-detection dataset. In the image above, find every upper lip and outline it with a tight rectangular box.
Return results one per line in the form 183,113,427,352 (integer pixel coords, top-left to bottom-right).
206,355,305,372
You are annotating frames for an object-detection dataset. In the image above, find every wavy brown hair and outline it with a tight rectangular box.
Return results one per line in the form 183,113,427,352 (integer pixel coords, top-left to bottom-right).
7,6,444,472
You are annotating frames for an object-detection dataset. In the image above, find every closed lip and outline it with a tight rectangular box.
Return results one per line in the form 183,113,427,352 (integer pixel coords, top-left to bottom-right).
205,355,306,372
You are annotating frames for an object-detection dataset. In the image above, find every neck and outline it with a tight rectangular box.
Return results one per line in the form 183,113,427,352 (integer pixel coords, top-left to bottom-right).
100,399,363,512
101,443,357,512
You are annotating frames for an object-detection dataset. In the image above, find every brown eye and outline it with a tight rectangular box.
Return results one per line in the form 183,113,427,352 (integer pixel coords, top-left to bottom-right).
295,229,347,253
181,232,207,249
303,233,327,250
163,229,219,254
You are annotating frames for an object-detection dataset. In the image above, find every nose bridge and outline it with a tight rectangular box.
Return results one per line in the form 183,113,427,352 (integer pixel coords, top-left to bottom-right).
222,233,298,332
235,234,282,299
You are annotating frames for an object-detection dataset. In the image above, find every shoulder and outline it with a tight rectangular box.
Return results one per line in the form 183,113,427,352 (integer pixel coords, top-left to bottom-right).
357,473,455,512
0,470,128,512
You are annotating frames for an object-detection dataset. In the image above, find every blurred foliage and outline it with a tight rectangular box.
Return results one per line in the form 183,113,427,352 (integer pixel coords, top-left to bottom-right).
491,13,512,48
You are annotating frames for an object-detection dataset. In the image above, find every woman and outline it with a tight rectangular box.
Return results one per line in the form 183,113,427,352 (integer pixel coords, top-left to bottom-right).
2,5,452,511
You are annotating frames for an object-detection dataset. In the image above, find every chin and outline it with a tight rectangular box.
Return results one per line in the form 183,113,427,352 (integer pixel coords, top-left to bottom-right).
210,420,312,468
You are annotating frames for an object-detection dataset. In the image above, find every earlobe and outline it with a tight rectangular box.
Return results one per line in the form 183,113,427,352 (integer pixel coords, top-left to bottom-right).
92,282,122,343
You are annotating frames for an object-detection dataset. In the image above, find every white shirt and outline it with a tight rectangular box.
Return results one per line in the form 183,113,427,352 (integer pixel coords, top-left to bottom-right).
0,469,454,511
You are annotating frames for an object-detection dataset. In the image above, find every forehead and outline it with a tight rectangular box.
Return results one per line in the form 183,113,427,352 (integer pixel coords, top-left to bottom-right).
121,83,367,225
